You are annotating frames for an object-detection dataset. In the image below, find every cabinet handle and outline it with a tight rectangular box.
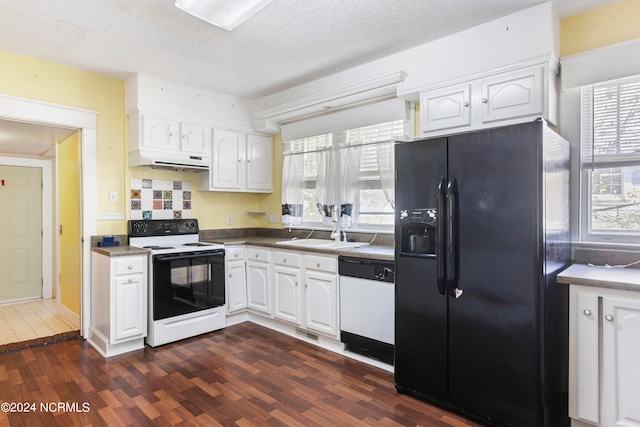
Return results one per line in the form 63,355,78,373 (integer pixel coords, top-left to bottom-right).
583,309,591,316
605,314,614,321
482,98,488,104
294,281,298,286
283,258,287,263
316,262,320,268
238,159,243,162
229,273,232,278
128,278,134,283
463,102,469,107
305,282,308,288
128,265,134,270
169,132,174,137
247,159,251,163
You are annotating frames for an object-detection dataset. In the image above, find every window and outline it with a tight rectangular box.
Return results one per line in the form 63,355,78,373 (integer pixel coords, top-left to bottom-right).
581,75,640,239
283,120,404,230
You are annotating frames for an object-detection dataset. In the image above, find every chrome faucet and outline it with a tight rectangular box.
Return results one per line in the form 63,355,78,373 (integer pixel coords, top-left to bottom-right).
330,221,341,242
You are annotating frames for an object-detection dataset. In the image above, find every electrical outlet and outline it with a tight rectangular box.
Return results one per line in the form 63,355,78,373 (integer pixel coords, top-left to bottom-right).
269,214,278,223
109,191,117,203
226,216,232,225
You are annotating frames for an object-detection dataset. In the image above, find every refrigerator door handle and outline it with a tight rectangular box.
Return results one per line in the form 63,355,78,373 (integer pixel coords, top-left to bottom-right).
446,178,459,297
435,177,447,296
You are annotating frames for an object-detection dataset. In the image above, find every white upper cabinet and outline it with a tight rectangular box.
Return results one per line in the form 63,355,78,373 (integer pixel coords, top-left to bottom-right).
481,66,544,124
128,110,212,169
179,122,211,155
199,129,273,193
211,128,243,190
419,62,557,137
420,84,471,132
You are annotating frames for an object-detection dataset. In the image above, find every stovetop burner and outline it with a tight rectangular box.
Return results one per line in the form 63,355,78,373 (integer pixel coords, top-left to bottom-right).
183,242,214,247
143,245,175,250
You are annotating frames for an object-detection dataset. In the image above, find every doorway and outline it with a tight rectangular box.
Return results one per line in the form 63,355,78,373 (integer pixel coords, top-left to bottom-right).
0,93,98,339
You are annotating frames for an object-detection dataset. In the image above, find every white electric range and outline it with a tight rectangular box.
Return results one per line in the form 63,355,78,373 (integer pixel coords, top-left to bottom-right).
128,219,226,347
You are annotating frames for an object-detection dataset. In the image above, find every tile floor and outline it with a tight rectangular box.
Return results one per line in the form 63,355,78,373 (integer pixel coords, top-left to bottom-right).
0,299,79,347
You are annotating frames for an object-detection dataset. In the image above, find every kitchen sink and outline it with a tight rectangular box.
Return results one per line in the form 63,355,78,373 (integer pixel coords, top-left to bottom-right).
275,238,369,249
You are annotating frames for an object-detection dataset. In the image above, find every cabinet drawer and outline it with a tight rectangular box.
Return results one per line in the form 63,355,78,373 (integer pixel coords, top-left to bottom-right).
247,247,270,262
305,255,337,273
113,256,146,276
225,246,245,261
273,251,301,267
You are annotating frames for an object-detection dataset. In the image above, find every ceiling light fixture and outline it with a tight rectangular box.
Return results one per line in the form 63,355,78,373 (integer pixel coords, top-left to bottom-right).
175,0,273,31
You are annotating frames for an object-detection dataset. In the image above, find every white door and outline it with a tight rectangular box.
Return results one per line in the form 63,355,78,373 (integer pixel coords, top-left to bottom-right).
0,165,42,302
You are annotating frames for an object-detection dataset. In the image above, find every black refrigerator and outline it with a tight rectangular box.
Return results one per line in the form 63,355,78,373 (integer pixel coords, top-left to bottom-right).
394,120,570,427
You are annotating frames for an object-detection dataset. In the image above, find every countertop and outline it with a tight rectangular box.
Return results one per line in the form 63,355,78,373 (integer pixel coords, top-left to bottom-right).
203,236,394,261
557,263,640,292
91,245,150,257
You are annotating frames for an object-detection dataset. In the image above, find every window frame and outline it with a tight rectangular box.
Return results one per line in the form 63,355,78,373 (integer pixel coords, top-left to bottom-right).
579,75,640,244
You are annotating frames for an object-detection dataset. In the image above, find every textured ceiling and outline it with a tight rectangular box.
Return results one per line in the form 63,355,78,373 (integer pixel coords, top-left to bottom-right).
0,0,622,155
0,0,621,101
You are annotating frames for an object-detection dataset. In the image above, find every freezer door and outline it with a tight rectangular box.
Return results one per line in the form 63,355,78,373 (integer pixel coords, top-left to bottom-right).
447,121,544,427
394,137,448,402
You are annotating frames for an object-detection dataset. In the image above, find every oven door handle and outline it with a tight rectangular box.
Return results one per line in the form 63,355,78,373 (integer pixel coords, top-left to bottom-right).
153,251,224,261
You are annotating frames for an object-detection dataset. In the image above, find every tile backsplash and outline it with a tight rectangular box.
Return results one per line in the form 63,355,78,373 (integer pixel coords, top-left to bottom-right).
130,179,192,220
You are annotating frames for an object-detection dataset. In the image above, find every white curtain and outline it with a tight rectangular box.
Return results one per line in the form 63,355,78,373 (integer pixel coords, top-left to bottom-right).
377,141,395,209
313,145,362,229
314,149,339,226
281,153,304,226
338,145,362,229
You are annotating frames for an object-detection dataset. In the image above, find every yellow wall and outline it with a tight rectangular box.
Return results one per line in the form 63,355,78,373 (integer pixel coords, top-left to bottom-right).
560,0,640,56
58,133,81,314
0,49,125,236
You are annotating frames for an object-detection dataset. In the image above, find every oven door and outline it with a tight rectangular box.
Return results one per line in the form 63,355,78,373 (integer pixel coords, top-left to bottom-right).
152,250,225,321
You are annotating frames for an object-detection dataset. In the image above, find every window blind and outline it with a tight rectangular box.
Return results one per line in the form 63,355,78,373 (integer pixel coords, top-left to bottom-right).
346,120,403,179
581,75,640,168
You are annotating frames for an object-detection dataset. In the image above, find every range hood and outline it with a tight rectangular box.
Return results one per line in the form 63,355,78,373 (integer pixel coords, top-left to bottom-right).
129,149,210,171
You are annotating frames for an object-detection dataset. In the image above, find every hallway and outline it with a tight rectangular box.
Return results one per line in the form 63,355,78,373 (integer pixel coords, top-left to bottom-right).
0,299,80,352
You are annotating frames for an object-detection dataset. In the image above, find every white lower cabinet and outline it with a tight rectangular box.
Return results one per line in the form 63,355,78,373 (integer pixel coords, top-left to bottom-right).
273,251,303,325
246,247,272,315
227,246,340,339
570,285,640,427
89,251,147,357
225,247,247,314
304,269,338,337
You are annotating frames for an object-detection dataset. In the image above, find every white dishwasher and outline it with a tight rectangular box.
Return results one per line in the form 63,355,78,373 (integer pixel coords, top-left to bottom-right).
339,256,395,365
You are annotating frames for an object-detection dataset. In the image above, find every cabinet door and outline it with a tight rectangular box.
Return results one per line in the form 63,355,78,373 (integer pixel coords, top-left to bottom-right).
180,122,211,155
569,290,600,425
304,271,338,337
603,296,640,427
212,128,243,190
245,134,272,191
246,261,271,314
113,274,146,342
226,260,247,313
420,84,471,134
273,265,302,325
481,67,543,124
142,115,177,151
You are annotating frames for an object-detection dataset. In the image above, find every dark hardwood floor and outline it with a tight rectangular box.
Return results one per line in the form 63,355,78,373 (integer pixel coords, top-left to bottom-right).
0,322,482,426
